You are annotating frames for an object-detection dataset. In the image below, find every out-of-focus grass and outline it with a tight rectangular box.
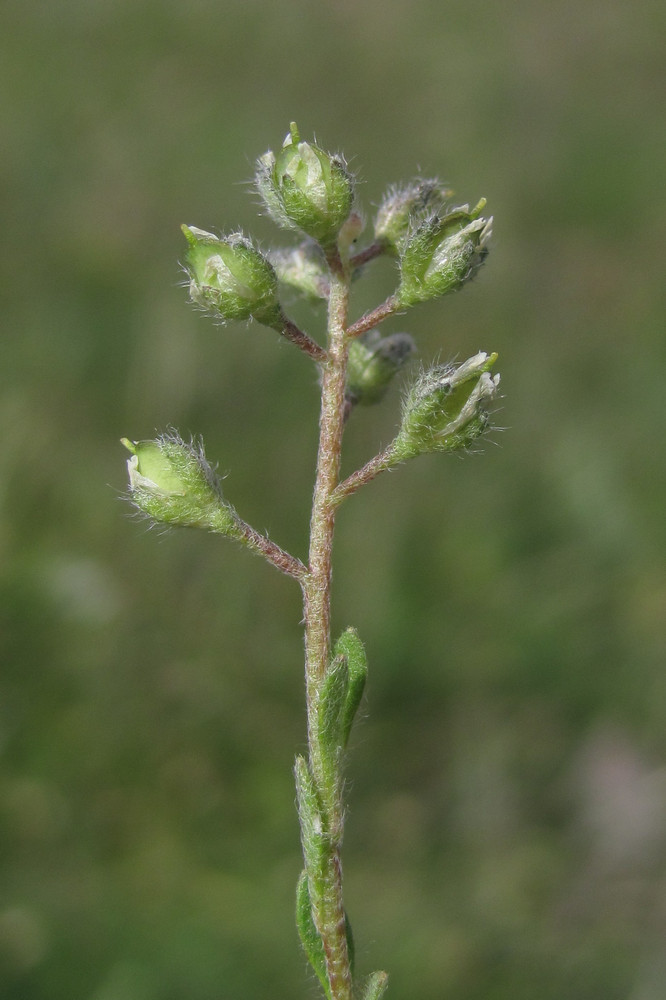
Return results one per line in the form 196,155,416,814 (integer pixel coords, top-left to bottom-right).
1,1,665,998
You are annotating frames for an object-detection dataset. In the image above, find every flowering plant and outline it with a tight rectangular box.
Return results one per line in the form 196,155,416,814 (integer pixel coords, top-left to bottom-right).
123,124,499,1000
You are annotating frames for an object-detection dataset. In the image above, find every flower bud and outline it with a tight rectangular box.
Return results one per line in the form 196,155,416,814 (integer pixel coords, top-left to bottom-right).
393,352,500,459
397,201,492,307
346,328,415,406
269,241,330,301
255,123,354,249
121,433,238,533
181,226,283,329
373,179,452,255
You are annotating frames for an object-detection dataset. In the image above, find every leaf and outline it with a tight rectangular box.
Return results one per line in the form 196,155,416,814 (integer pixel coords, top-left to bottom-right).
296,869,331,1000
361,971,389,1000
345,910,355,975
294,755,327,883
296,869,356,997
316,653,349,775
335,627,368,747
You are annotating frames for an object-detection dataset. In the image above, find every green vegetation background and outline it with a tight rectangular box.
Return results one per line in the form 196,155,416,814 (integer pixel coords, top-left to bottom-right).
1,1,664,998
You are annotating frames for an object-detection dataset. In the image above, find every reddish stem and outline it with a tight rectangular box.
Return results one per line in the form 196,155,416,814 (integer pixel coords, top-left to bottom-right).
345,294,400,339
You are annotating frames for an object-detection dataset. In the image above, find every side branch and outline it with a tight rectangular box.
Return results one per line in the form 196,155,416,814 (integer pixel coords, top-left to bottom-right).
281,316,328,362
330,444,398,507
345,294,400,340
231,514,308,580
349,241,386,269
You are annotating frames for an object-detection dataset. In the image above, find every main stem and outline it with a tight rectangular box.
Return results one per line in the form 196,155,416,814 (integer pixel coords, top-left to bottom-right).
302,249,352,1000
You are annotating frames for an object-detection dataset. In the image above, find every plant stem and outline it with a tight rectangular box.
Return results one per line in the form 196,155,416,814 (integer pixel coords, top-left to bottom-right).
330,443,398,507
281,315,328,362
345,294,400,339
226,512,308,580
301,248,353,1000
349,240,386,270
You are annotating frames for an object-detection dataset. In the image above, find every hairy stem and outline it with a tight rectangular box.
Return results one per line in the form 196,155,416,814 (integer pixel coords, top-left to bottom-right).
226,512,308,579
301,248,353,1000
281,315,328,362
330,442,399,507
349,240,387,269
345,294,400,339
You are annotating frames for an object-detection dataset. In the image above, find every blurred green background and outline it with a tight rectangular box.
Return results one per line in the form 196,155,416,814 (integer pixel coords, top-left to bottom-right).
2,1,665,998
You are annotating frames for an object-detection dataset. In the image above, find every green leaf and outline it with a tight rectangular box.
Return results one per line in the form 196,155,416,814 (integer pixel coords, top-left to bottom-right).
335,627,368,747
316,653,349,775
294,755,327,883
295,870,355,998
296,870,331,1000
361,971,389,1000
345,910,355,975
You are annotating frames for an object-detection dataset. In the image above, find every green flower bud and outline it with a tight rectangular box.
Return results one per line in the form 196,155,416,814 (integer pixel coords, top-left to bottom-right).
373,179,452,255
393,352,500,459
255,123,354,248
181,226,283,329
269,241,330,301
397,200,492,307
122,433,238,533
346,328,415,406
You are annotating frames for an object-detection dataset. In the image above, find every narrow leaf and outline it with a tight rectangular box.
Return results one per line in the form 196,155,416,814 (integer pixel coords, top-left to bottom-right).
335,627,368,746
361,970,389,1000
316,653,349,772
296,870,331,1000
294,755,327,882
345,910,355,975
